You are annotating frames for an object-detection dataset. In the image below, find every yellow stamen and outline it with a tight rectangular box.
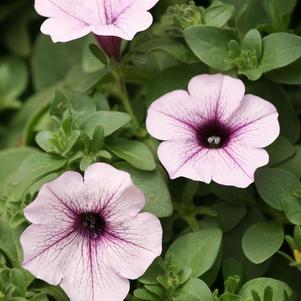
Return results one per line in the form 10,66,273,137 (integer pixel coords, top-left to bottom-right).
293,249,301,263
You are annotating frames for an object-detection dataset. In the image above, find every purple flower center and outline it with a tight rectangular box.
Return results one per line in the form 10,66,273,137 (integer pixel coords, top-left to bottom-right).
196,119,232,149
77,212,106,240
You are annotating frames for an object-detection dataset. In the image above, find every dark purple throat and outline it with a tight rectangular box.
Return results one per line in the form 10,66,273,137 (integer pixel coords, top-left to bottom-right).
196,119,232,149
76,212,106,240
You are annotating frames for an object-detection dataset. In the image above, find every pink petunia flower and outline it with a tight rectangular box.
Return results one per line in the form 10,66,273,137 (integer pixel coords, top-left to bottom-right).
34,0,159,60
20,163,162,301
146,74,280,188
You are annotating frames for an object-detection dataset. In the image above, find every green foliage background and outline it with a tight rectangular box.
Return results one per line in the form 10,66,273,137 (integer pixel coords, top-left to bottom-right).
0,0,301,300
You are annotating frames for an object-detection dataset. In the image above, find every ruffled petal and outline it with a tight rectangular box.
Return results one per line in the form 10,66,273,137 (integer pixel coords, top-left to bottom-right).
103,212,162,279
24,171,84,225
229,94,280,147
157,140,212,183
210,144,269,188
84,163,145,220
188,74,245,121
41,17,91,43
146,90,201,141
21,225,130,301
35,0,101,23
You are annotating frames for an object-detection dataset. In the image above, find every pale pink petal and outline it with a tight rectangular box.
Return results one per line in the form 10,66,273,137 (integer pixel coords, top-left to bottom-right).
84,163,145,220
157,139,269,187
24,171,84,225
188,74,245,121
35,0,101,23
92,11,153,40
210,144,269,188
41,17,92,43
229,94,280,147
105,212,162,279
35,0,158,41
157,140,212,183
21,225,130,301
146,90,202,141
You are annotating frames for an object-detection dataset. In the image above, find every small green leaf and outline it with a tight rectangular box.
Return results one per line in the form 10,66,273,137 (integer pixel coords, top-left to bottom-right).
184,26,238,71
260,33,301,73
239,278,293,301
242,221,284,264
203,2,235,27
89,44,109,66
255,167,301,210
50,89,96,121
174,278,213,301
11,153,67,199
281,197,301,225
107,138,155,171
134,288,160,301
80,111,131,138
166,229,222,277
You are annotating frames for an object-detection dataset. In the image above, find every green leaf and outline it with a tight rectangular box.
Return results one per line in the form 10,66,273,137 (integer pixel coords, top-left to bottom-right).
32,34,86,91
116,163,172,217
239,278,294,301
50,89,96,121
107,138,156,171
0,56,27,106
89,44,109,67
138,258,164,285
260,33,301,73
11,153,67,199
174,278,213,301
184,26,238,71
35,284,69,301
146,63,207,106
114,164,172,218
263,0,297,32
0,147,37,196
134,288,160,301
80,111,131,138
281,197,301,225
242,221,284,264
278,145,301,178
166,229,222,277
266,58,301,85
267,136,295,166
255,167,301,210
206,202,246,233
0,213,23,265
203,2,235,27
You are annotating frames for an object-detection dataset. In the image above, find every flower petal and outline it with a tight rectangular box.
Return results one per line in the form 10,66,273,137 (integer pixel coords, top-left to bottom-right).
24,171,84,225
21,225,130,301
92,0,158,39
157,140,212,182
84,163,145,220
41,17,91,43
35,0,101,23
35,0,158,41
210,144,269,188
188,74,245,121
104,212,162,279
146,90,201,141
229,94,280,147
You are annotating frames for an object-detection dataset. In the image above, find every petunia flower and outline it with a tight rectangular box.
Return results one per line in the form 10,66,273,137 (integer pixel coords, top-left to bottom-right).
20,163,162,301
146,74,280,188
34,0,159,60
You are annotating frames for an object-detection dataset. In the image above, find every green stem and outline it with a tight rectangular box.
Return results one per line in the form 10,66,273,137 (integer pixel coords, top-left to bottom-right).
185,215,201,232
114,70,139,128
